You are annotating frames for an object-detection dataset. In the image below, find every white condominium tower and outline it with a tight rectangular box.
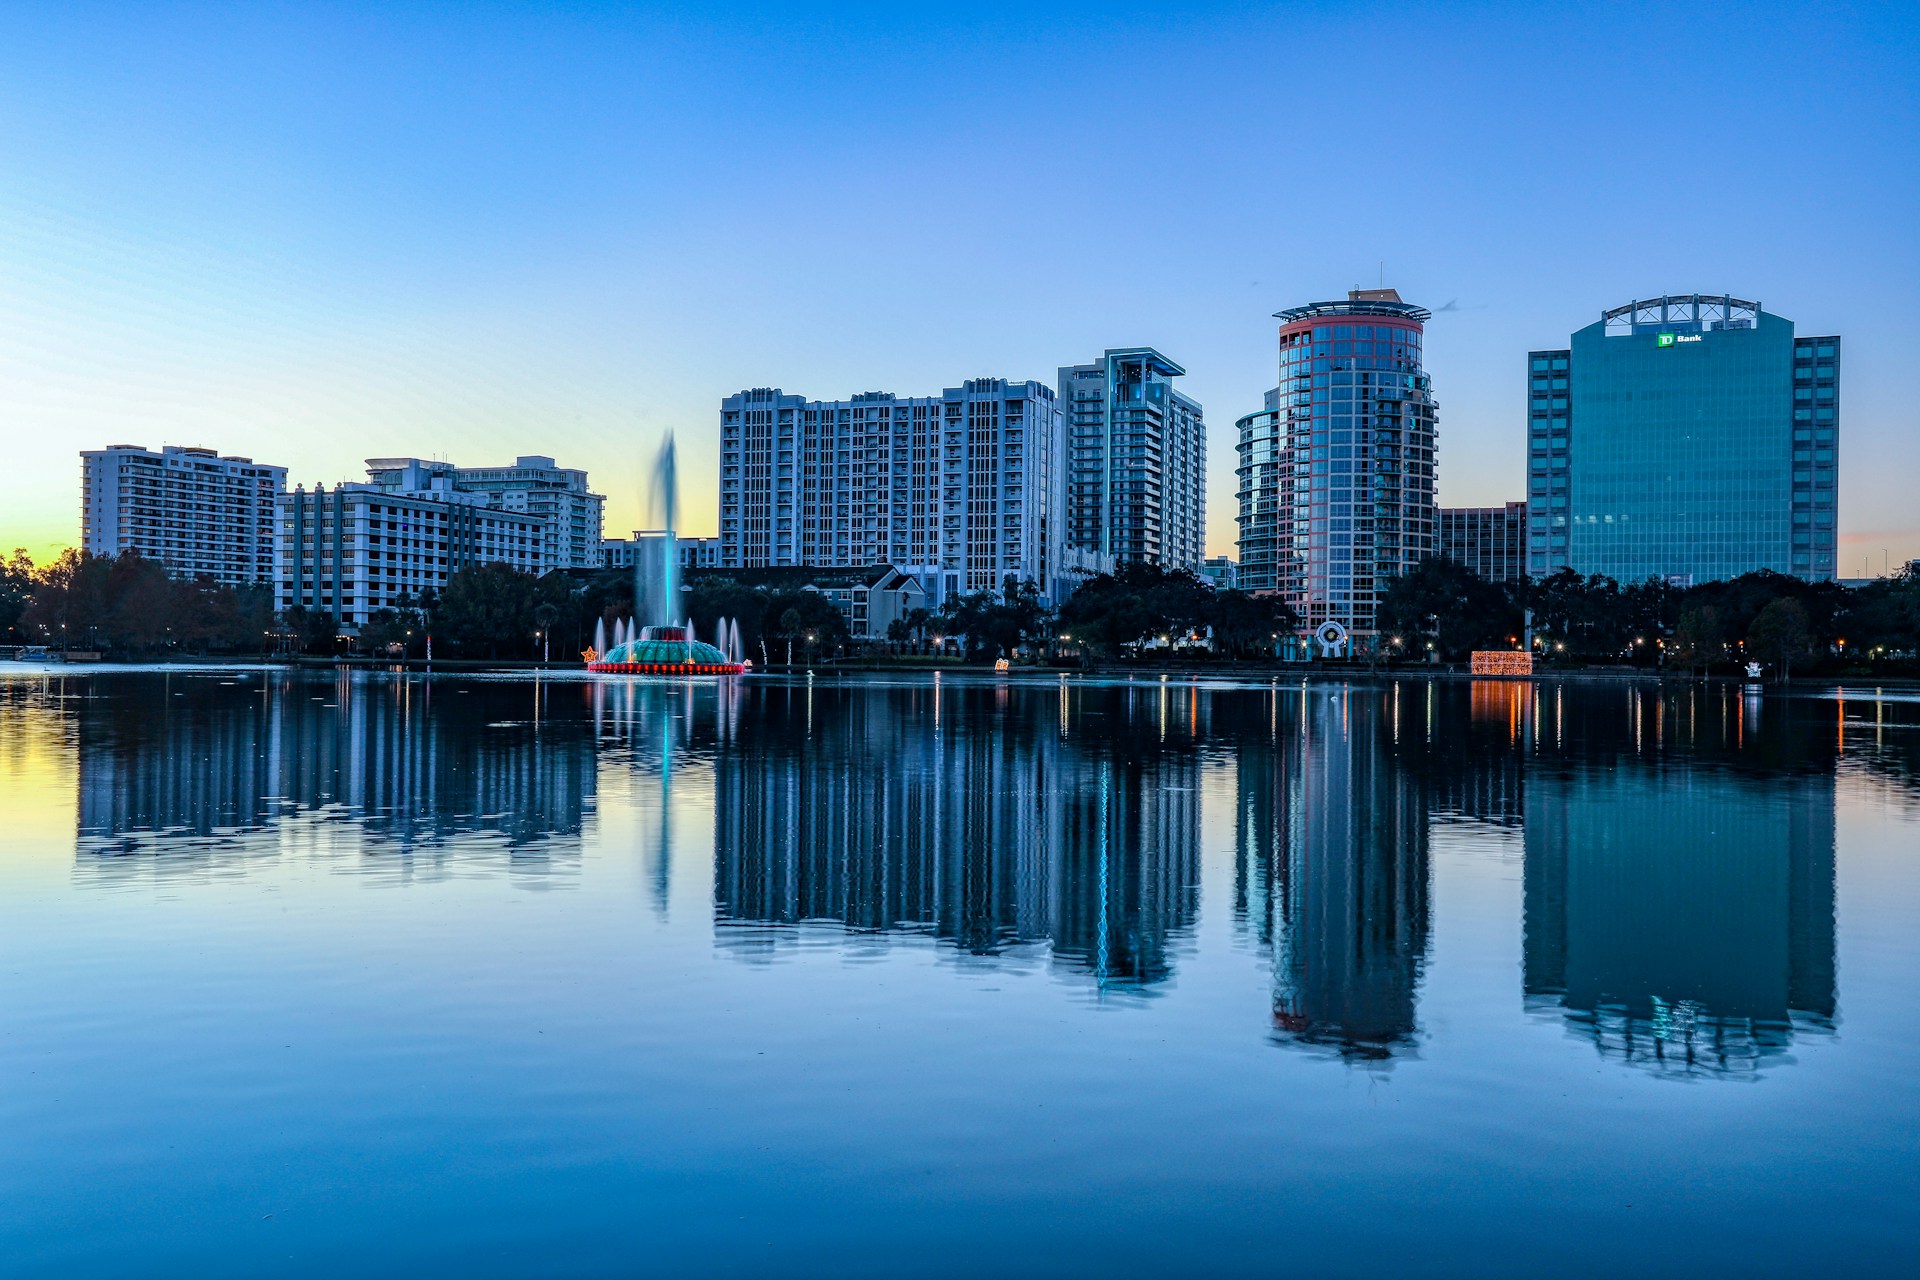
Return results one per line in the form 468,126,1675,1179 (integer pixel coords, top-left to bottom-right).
1056,349,1206,571
364,455,605,571
81,444,287,586
717,378,1066,605
277,461,546,630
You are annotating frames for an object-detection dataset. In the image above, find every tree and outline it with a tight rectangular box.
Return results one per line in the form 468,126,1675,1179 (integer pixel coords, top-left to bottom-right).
1056,564,1210,656
763,590,847,661
532,571,583,661
1747,597,1813,682
941,577,1049,661
431,563,542,658
0,549,36,643
685,576,775,654
358,598,427,657
1670,604,1724,676
1208,589,1297,658
1377,557,1519,660
1839,570,1920,661
21,549,174,653
883,606,938,655
1522,568,1636,661
281,605,342,654
580,567,636,637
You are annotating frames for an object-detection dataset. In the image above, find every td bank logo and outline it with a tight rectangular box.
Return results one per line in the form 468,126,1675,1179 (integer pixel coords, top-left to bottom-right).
1656,332,1703,347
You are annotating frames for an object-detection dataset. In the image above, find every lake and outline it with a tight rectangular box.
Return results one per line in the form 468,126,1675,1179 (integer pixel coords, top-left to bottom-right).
1,668,1916,1277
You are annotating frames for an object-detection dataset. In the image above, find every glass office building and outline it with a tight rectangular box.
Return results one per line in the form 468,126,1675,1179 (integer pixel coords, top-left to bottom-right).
1271,289,1439,647
1439,501,1528,583
1526,294,1839,584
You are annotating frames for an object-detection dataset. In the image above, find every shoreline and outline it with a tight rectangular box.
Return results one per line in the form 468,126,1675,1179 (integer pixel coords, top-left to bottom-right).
5,654,1919,692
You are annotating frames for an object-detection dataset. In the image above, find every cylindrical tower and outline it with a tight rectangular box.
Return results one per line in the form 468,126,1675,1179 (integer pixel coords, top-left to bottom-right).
1271,288,1438,651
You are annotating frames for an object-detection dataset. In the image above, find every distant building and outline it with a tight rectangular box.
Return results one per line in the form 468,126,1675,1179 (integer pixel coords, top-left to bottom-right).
365,455,605,572
601,533,723,573
1439,502,1528,583
718,378,1066,606
798,566,930,642
679,536,722,570
1270,289,1440,648
1233,388,1283,594
600,536,640,570
1199,556,1239,590
1057,349,1206,571
1527,294,1838,584
81,444,286,586
675,563,930,643
277,460,545,630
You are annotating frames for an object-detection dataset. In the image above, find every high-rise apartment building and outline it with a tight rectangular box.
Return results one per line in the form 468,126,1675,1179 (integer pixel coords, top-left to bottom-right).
1439,502,1528,583
1057,349,1206,571
277,461,545,630
1270,289,1439,647
717,378,1065,605
1233,388,1283,594
81,444,286,586
1526,294,1839,584
365,455,604,571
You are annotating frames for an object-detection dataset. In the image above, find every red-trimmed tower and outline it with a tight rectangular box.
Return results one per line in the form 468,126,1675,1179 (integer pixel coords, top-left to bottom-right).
1272,288,1438,653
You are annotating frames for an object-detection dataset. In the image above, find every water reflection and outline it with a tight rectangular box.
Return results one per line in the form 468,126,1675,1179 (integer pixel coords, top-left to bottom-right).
24,669,1879,1077
72,672,596,876
1235,686,1430,1063
1522,685,1838,1078
712,680,1200,991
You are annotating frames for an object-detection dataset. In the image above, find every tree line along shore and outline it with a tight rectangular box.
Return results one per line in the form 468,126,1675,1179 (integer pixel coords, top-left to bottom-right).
3,547,1917,680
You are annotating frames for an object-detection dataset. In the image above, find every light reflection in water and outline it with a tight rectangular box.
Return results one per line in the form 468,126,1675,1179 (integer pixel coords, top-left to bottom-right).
24,670,1909,1073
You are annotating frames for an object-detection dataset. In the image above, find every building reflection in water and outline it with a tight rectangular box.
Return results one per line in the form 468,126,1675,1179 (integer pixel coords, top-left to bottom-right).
1235,684,1432,1064
713,678,1200,992
53,668,1853,1065
1523,683,1838,1078
75,671,597,874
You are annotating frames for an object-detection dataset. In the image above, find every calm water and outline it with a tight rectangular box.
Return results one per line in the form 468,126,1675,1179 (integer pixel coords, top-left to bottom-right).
2,669,1917,1277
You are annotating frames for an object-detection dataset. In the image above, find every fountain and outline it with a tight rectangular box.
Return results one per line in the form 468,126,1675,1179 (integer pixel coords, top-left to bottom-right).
588,433,745,676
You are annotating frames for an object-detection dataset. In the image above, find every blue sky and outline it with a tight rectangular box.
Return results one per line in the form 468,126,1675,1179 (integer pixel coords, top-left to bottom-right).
2,1,1915,569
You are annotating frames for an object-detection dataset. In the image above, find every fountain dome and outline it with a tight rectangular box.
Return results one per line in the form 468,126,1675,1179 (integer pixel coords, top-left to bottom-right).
589,625,744,675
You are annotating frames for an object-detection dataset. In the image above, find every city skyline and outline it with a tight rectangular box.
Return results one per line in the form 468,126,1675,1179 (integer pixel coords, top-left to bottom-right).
2,4,1916,574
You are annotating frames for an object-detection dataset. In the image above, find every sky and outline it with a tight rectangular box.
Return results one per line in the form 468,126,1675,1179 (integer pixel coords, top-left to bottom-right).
1,1,1916,572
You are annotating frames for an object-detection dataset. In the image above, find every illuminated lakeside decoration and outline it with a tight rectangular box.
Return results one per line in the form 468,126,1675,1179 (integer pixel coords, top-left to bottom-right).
1470,650,1534,676
1314,620,1350,658
590,624,744,675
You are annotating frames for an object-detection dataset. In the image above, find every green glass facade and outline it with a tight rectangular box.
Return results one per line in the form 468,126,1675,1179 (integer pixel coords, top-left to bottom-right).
1527,295,1839,584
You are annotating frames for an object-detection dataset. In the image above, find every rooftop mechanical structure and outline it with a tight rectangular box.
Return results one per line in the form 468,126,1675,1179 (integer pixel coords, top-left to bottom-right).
1601,294,1760,336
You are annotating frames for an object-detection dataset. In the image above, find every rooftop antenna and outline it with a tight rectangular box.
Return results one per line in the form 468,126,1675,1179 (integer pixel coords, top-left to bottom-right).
1379,261,1384,287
